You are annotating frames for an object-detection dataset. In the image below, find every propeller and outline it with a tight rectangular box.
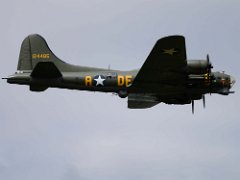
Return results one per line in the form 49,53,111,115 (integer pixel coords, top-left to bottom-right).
206,54,213,79
206,54,213,94
192,100,194,114
191,55,212,114
202,95,206,108
192,96,206,114
206,54,210,66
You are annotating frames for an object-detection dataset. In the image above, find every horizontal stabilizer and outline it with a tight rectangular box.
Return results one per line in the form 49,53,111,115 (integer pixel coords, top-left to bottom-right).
128,100,159,109
128,94,160,109
31,62,62,78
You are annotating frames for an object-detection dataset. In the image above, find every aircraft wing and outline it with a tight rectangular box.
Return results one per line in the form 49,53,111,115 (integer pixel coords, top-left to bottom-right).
131,35,187,92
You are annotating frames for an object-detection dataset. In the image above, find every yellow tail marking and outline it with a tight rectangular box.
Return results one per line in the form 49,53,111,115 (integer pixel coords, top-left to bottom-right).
32,54,50,59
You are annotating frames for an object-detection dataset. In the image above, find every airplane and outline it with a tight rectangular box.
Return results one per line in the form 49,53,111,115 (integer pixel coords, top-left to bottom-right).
3,34,236,113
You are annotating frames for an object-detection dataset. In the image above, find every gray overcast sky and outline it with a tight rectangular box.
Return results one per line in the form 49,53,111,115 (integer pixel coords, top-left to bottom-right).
0,0,240,180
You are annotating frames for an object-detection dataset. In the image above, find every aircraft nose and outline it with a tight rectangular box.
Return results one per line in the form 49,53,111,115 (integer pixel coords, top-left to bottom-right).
230,76,236,87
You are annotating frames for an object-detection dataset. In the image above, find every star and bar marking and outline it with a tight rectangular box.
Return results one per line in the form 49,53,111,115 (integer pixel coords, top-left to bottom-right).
94,75,105,86
162,48,178,56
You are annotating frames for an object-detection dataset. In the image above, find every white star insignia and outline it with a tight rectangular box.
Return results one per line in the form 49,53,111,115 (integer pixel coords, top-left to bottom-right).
162,48,178,55
94,75,105,86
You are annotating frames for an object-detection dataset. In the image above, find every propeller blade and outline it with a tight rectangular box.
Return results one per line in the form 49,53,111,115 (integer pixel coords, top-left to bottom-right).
192,100,194,114
206,54,213,94
203,95,206,108
207,54,213,72
207,54,209,63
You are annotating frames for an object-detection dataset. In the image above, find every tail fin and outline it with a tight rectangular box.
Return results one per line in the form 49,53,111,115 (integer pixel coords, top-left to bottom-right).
17,34,65,72
17,34,106,74
17,35,32,71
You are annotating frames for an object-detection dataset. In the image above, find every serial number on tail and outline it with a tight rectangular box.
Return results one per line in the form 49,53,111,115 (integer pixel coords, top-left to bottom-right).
32,54,50,59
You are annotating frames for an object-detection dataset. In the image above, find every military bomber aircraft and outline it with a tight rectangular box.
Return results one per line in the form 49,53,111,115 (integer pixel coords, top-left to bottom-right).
4,34,236,113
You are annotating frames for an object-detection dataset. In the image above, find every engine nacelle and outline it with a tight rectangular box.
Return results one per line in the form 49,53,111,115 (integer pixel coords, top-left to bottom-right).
187,60,211,74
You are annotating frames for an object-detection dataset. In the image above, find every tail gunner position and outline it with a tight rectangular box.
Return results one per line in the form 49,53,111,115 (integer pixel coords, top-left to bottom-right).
3,34,235,113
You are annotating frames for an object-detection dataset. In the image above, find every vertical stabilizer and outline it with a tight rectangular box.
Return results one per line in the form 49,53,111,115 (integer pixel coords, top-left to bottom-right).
17,34,68,72
17,36,32,70
16,34,107,73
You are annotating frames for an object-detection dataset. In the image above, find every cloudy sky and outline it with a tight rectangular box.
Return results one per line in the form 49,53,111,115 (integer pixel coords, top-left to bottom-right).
0,0,240,179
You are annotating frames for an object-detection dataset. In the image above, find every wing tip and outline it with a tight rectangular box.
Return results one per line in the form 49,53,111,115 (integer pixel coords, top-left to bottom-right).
157,35,185,43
